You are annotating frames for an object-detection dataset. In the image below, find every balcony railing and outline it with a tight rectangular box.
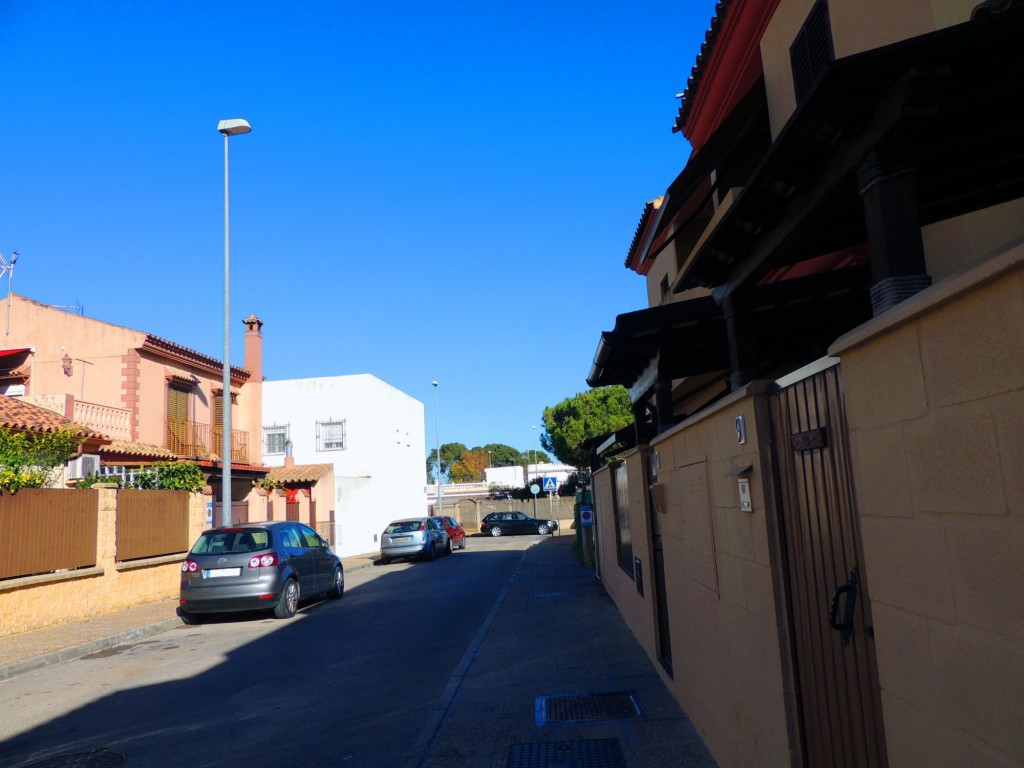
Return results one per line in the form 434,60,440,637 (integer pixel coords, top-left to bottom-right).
166,420,249,463
19,395,133,441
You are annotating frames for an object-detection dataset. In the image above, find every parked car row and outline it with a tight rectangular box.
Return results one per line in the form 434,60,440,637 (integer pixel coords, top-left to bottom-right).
178,511,556,624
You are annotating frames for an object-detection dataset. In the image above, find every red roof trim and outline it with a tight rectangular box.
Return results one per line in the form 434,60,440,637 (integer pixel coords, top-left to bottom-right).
675,0,780,150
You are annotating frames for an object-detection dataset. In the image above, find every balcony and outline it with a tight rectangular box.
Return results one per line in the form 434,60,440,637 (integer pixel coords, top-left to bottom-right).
21,395,133,441
166,420,249,464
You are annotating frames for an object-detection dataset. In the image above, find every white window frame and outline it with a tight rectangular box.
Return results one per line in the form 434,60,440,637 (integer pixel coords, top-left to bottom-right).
264,424,289,455
316,419,346,452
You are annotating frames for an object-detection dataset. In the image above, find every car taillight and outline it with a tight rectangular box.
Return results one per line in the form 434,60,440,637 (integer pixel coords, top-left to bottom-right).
248,553,280,568
182,560,199,572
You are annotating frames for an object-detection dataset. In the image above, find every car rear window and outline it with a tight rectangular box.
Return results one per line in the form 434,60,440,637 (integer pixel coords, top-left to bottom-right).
385,521,423,534
191,529,270,554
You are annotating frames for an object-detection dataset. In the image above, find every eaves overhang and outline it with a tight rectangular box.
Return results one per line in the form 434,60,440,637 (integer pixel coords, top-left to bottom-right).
675,8,1024,299
588,264,872,395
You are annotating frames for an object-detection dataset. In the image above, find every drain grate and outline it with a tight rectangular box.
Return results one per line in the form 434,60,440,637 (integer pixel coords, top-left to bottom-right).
508,738,624,768
535,692,641,724
23,749,125,768
533,589,576,599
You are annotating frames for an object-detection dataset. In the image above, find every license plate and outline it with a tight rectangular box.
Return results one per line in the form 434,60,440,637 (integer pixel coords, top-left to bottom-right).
205,568,241,578
392,536,411,542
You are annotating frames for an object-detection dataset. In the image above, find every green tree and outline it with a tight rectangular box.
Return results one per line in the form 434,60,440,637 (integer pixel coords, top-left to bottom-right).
541,386,634,468
478,443,521,468
426,442,467,482
0,426,84,493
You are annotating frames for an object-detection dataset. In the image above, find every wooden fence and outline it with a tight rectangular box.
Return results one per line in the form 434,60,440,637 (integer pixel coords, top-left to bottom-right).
0,489,98,580
116,489,190,562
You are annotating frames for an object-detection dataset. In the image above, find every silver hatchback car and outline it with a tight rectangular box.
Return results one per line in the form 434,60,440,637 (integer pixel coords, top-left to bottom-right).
379,517,452,564
178,521,344,624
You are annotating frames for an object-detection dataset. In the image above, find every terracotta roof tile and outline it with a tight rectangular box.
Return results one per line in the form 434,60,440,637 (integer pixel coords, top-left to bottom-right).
98,440,179,460
265,463,334,485
0,394,107,439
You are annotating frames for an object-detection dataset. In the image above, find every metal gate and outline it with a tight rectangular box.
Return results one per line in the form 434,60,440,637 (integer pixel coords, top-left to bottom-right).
769,362,888,767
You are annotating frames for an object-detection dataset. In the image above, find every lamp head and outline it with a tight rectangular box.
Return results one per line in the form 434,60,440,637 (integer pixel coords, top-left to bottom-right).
217,119,252,136
432,380,438,387
11,251,18,264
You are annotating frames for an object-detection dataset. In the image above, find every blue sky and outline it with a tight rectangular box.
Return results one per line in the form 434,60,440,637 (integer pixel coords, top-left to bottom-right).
0,1,715,459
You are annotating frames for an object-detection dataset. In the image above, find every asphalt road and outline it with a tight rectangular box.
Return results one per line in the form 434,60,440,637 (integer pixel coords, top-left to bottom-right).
0,536,539,768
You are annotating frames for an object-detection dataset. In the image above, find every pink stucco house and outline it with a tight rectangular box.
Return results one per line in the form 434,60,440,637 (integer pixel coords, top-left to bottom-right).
0,293,266,501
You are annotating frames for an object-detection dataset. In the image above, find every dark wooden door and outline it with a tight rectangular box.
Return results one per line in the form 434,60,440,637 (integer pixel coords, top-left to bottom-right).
769,363,888,767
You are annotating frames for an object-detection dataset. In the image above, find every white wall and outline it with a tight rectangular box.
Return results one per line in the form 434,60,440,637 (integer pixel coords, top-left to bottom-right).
263,375,426,557
485,465,524,487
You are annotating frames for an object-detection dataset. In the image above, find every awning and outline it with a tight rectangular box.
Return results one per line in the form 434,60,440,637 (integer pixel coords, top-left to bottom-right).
0,347,31,361
588,265,872,396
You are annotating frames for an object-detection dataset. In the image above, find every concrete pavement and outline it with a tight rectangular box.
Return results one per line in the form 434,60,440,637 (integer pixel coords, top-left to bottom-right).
0,539,716,767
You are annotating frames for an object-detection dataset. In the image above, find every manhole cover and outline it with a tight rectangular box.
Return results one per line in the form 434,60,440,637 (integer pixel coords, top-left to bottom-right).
536,692,640,724
24,749,125,767
508,738,624,768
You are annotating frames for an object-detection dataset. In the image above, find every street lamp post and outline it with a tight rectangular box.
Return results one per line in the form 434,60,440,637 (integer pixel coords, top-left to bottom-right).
432,381,442,517
0,250,20,338
217,118,251,527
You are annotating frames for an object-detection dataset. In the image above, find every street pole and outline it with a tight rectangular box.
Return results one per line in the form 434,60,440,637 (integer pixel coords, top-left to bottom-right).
217,118,251,527
432,381,442,517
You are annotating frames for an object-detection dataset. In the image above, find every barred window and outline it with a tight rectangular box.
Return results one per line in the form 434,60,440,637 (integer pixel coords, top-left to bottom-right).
316,420,346,451
264,424,289,455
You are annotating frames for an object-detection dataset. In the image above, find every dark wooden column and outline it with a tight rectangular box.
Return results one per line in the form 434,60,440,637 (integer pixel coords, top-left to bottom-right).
857,144,932,315
723,290,758,391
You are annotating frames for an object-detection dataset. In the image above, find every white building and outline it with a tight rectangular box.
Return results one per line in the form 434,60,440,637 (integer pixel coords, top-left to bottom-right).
485,462,576,491
262,375,426,557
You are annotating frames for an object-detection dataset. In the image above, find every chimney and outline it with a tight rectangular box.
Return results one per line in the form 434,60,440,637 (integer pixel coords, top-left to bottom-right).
284,455,295,468
243,315,264,381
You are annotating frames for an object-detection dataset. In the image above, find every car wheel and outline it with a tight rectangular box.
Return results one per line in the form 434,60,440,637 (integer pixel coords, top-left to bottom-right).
179,611,203,626
489,526,503,537
380,554,391,566
537,524,550,535
446,537,454,555
328,566,345,599
273,578,300,619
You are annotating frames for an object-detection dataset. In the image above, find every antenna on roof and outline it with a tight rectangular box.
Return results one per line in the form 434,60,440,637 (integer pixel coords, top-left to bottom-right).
0,250,20,337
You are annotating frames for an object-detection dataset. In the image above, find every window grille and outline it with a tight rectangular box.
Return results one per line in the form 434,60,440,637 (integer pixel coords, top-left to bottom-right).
264,424,289,455
316,420,346,451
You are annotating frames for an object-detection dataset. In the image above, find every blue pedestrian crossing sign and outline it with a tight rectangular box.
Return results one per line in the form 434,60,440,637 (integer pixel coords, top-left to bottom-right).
542,477,557,492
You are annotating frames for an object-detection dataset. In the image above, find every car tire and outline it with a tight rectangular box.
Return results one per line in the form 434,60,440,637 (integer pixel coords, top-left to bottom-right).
380,554,391,566
328,566,345,599
446,537,454,555
537,524,550,535
179,611,203,626
489,526,503,537
273,578,299,619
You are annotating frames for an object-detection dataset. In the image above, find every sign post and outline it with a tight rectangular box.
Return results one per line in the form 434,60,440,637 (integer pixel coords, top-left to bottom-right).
543,477,557,533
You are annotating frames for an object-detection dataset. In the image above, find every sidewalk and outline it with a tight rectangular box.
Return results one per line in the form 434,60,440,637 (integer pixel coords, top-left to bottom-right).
412,536,717,767
0,550,380,683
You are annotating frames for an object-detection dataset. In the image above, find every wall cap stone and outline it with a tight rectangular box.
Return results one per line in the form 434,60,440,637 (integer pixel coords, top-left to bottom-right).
0,567,104,593
115,553,186,572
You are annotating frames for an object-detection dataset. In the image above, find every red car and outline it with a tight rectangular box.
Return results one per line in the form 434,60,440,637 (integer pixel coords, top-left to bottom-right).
434,515,466,550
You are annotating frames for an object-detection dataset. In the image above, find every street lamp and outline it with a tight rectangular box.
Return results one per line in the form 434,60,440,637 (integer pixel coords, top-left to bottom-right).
432,381,442,517
531,425,538,480
0,250,20,337
217,118,251,527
